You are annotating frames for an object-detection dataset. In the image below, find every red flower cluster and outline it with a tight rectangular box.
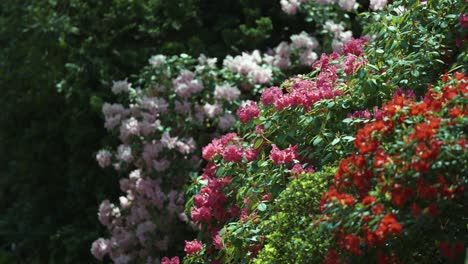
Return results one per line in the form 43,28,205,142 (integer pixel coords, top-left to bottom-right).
319,73,467,262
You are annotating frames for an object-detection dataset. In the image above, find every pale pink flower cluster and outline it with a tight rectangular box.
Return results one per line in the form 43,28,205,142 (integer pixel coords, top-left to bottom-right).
223,51,273,84
324,21,353,52
94,33,357,262
148,54,167,68
263,32,320,68
214,84,241,101
281,0,359,15
370,0,388,10
112,79,131,95
96,150,112,168
172,70,204,97
92,167,187,263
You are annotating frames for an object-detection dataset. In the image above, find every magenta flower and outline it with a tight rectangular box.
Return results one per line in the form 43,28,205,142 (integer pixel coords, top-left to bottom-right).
236,101,260,124
269,144,298,165
184,239,203,255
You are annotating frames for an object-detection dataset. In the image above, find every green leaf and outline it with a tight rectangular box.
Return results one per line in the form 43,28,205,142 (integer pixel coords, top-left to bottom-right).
257,203,267,211
313,137,323,146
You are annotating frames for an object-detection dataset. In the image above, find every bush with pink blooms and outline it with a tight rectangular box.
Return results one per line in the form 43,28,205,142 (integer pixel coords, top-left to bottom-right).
183,0,467,263
91,28,354,262
92,0,467,263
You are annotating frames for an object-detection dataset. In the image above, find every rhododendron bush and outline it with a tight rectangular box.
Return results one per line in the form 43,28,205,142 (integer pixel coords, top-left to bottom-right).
91,30,342,262
318,73,467,263
93,0,467,262
181,1,466,263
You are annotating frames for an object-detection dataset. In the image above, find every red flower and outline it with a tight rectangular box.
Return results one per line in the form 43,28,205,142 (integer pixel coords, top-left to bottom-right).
391,184,413,208
426,203,438,217
323,249,340,264
362,195,376,206
438,241,465,260
339,234,362,255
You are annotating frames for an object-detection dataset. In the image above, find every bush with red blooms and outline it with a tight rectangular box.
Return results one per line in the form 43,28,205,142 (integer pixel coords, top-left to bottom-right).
319,73,467,263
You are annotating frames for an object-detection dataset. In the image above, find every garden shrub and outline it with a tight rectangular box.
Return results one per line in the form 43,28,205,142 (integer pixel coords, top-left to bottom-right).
0,0,320,263
254,166,336,264
181,0,466,263
319,72,467,263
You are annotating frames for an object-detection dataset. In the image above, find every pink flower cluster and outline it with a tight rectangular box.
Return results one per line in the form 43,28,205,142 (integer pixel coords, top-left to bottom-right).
281,0,358,15
223,51,273,84
185,239,203,255
236,101,260,124
172,70,204,98
202,133,259,163
269,144,298,165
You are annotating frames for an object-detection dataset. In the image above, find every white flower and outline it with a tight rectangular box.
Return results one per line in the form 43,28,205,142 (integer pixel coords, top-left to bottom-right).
148,54,166,68
111,79,131,94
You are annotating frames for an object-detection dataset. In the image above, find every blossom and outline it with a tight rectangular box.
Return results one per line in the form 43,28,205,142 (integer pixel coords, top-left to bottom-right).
172,70,204,97
214,84,241,100
218,113,236,130
370,0,387,10
269,144,298,164
184,239,203,255
340,234,362,255
290,31,319,50
260,86,283,106
280,0,300,15
90,238,111,260
161,256,180,264
203,102,222,119
148,54,166,68
222,145,243,163
236,101,260,124
111,79,131,94
96,150,112,168
117,145,133,163
459,14,468,29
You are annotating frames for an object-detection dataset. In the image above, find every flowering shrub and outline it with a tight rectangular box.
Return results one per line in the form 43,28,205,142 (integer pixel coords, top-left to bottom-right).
184,40,368,263
182,1,466,262
91,30,341,262
319,73,467,263
92,0,466,262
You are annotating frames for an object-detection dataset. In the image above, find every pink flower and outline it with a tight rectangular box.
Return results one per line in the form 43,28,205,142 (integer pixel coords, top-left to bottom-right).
269,144,298,164
96,150,112,168
223,145,243,163
213,233,223,249
184,239,203,255
202,140,223,161
370,0,388,10
161,256,180,264
342,38,367,55
90,238,111,260
261,86,283,106
244,147,259,162
236,101,260,124
191,206,211,223
459,14,468,29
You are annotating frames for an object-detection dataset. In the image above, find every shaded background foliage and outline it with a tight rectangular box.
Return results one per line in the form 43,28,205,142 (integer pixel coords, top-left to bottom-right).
0,0,316,263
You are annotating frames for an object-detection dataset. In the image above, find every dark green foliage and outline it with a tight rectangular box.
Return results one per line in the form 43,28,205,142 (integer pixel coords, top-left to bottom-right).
0,0,316,263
